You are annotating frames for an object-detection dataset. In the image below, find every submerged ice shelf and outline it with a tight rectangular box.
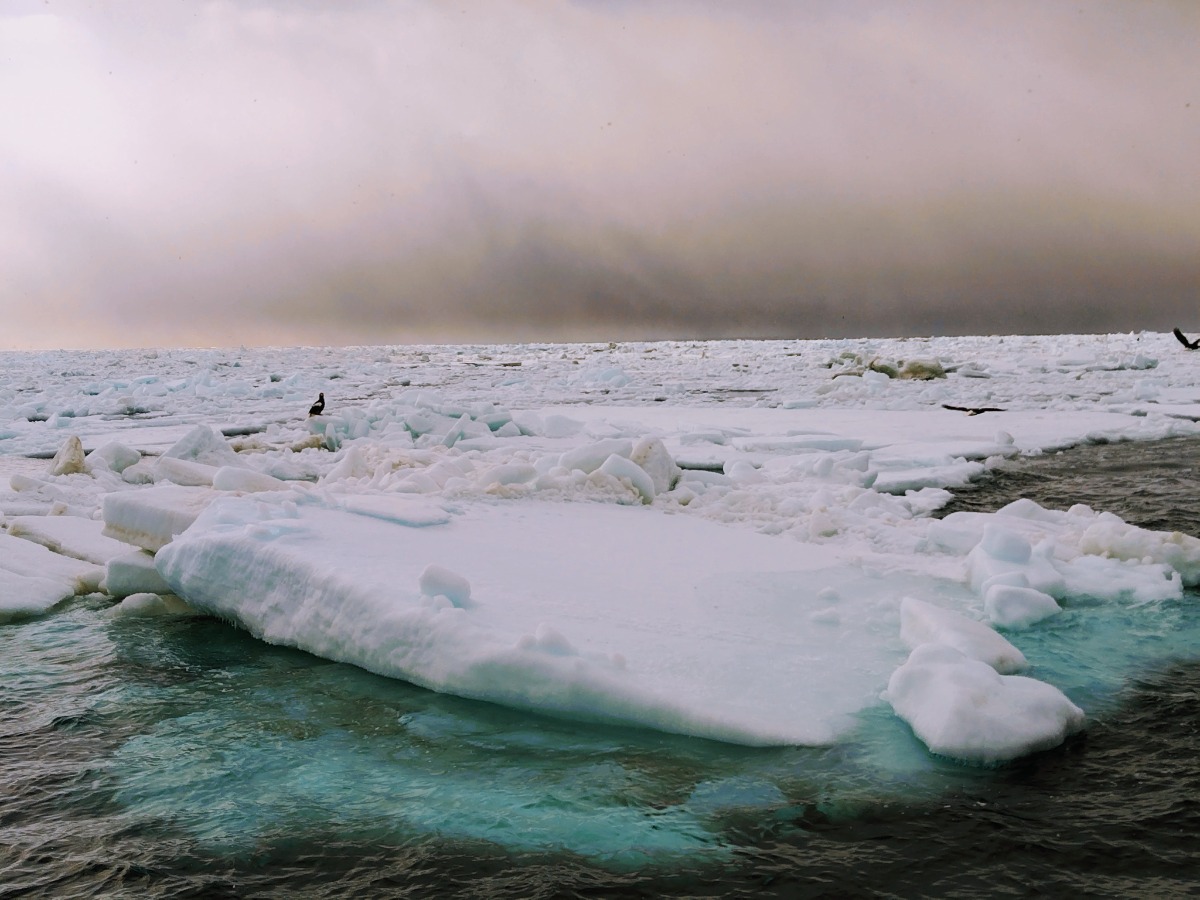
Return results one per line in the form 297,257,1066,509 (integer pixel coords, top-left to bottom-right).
5,333,1200,767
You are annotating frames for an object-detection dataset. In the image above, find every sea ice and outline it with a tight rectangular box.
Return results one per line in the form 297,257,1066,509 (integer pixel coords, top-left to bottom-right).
984,581,1061,629
899,596,1028,673
105,548,173,598
49,435,88,476
86,441,142,474
596,453,656,503
6,333,1200,768
887,642,1085,764
0,568,77,621
162,424,245,468
109,591,196,618
0,532,103,596
101,485,217,551
156,492,910,747
153,456,220,487
211,466,292,493
5,514,138,565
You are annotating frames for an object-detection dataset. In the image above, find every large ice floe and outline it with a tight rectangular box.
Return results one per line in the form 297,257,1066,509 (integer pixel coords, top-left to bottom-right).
5,333,1200,764
156,490,899,747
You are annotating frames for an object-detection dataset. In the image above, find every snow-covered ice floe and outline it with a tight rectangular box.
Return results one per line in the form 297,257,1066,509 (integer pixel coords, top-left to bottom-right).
0,532,105,621
156,490,909,747
6,333,1200,764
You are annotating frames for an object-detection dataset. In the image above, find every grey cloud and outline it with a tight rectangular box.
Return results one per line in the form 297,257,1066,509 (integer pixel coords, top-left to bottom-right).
2,0,1197,348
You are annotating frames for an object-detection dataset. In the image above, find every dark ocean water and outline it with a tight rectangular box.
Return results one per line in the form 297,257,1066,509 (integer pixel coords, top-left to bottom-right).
2,438,1199,899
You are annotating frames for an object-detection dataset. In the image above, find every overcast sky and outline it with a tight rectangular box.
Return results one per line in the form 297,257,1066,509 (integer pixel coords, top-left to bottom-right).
3,0,1198,350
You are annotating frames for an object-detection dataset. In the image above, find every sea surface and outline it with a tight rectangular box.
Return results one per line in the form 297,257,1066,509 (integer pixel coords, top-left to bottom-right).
2,438,1199,899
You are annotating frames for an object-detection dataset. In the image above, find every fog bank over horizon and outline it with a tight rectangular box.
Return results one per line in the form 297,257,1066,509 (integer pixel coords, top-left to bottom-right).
3,0,1198,351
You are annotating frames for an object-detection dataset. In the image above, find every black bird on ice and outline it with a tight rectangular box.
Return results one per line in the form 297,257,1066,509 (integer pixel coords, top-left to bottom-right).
308,392,325,416
1173,328,1200,350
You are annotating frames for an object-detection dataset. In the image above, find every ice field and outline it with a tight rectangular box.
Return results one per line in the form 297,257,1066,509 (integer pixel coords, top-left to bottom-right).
4,331,1200,777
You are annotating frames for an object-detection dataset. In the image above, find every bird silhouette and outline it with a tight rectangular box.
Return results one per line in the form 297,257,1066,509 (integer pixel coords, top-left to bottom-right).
308,392,325,416
1173,328,1200,350
942,404,1005,416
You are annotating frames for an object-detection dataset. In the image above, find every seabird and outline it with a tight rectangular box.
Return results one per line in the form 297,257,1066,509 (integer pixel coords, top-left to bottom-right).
1173,328,1200,350
308,392,325,416
942,403,1005,416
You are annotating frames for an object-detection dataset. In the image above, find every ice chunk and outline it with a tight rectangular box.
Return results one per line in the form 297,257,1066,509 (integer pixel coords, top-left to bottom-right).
154,456,219,487
0,568,76,621
101,485,216,551
900,596,1027,673
211,466,291,493
724,460,765,484
984,582,1061,629
887,642,1085,764
121,459,158,485
109,592,196,617
477,462,537,489
162,425,243,468
1079,515,1200,587
633,436,681,494
873,459,986,494
997,497,1067,523
968,533,1065,597
559,439,633,475
597,454,656,504
1053,553,1180,604
442,414,492,448
86,441,141,474
321,444,370,484
401,409,460,440
0,532,103,596
926,514,988,554
105,549,172,598
539,414,584,438
979,524,1032,563
6,515,138,565
49,435,88,476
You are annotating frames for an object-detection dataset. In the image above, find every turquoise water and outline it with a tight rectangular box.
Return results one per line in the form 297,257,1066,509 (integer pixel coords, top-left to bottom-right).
1,602,970,869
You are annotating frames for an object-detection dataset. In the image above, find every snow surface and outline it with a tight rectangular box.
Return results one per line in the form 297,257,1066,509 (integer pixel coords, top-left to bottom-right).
6,514,138,565
4,332,1200,763
156,491,901,746
0,532,103,618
